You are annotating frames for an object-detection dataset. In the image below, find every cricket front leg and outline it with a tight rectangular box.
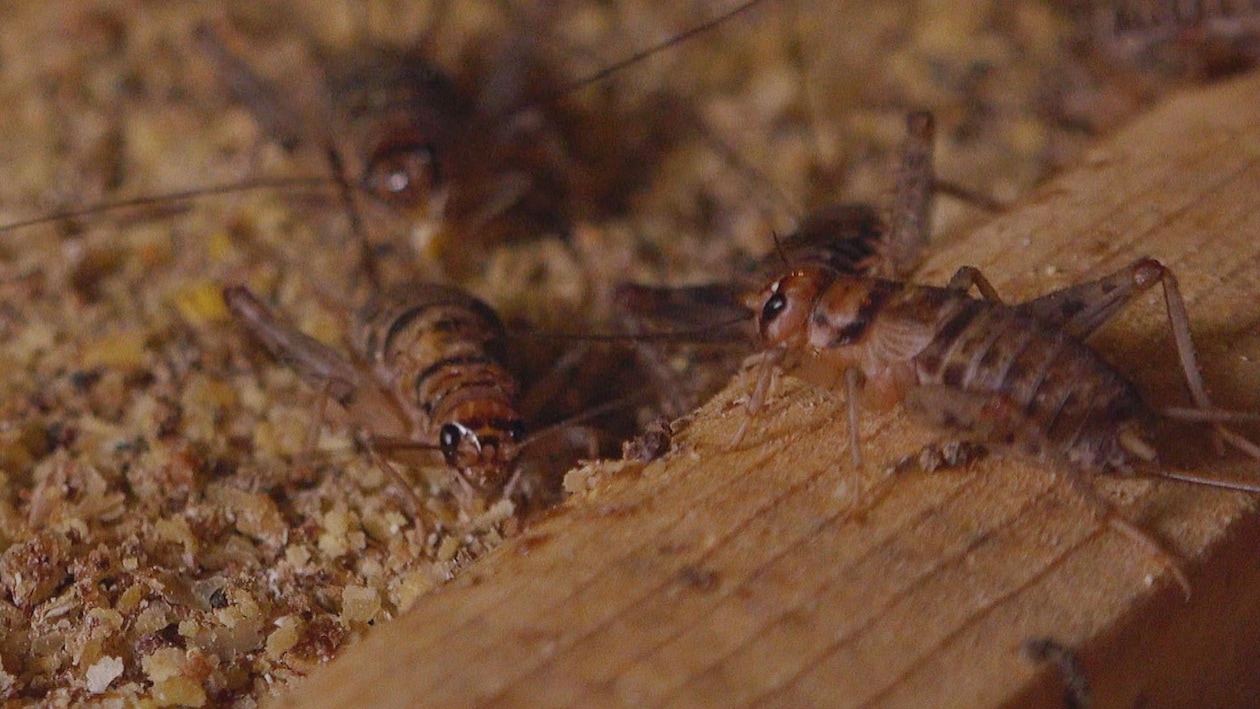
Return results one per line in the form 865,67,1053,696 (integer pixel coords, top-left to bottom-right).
730,348,786,449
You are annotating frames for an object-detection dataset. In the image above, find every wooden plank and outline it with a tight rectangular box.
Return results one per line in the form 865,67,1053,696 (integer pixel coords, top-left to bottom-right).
274,71,1260,708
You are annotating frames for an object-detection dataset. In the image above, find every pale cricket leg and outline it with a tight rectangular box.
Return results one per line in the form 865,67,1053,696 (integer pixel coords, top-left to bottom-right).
226,285,431,510
902,384,1192,597
193,21,310,151
223,286,361,406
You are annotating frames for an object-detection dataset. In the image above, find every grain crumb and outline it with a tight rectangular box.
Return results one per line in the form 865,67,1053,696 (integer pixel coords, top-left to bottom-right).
79,330,148,371
152,675,207,707
341,585,381,625
265,615,303,659
84,655,124,694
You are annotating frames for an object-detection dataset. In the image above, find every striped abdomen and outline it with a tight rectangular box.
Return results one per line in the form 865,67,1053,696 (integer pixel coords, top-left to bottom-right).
909,292,1147,471
354,284,524,486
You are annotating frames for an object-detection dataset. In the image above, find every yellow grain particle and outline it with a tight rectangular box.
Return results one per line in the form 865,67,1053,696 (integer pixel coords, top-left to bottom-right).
205,231,235,263
317,531,347,558
435,535,461,562
86,607,124,632
182,373,239,411
361,510,405,543
171,280,231,326
140,648,184,683
77,638,104,670
10,320,55,367
116,583,146,613
1009,116,1048,158
80,331,147,371
284,544,312,569
154,516,199,556
391,570,437,613
324,505,352,536
207,484,286,547
152,676,206,707
134,605,172,636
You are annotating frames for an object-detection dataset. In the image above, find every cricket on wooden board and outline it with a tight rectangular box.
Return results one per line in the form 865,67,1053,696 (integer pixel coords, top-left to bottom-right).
734,126,1260,599
617,108,1260,598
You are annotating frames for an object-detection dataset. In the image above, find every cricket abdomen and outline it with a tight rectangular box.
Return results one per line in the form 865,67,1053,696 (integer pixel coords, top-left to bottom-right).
354,284,524,483
911,294,1148,470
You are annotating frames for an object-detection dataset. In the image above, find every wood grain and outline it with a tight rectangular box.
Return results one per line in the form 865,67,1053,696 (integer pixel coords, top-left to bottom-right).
274,72,1260,708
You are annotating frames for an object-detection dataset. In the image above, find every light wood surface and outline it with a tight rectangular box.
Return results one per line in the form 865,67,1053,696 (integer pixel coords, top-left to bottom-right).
276,71,1260,708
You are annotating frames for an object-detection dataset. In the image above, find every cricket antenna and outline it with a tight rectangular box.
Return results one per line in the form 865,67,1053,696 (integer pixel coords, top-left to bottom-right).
0,176,334,235
771,229,792,270
1149,468,1260,494
512,313,752,346
518,0,772,113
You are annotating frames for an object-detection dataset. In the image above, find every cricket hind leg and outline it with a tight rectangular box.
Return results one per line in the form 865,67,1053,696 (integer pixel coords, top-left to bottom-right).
970,258,1260,461
904,384,1192,597
945,265,1006,303
876,111,1003,280
227,286,436,513
1014,258,1208,398
1077,259,1260,460
949,257,1177,338
876,112,936,279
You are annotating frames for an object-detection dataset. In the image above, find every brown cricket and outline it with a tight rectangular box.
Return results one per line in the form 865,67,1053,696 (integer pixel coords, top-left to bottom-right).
740,234,1260,594
224,283,532,506
194,0,770,283
0,2,772,285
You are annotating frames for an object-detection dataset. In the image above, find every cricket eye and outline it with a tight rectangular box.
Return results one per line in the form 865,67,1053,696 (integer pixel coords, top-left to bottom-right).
438,423,464,465
364,142,439,207
761,292,788,325
507,420,527,444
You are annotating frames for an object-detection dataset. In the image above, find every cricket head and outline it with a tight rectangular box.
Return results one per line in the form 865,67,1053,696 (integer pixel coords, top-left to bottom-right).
362,129,444,213
745,267,832,350
438,415,527,489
